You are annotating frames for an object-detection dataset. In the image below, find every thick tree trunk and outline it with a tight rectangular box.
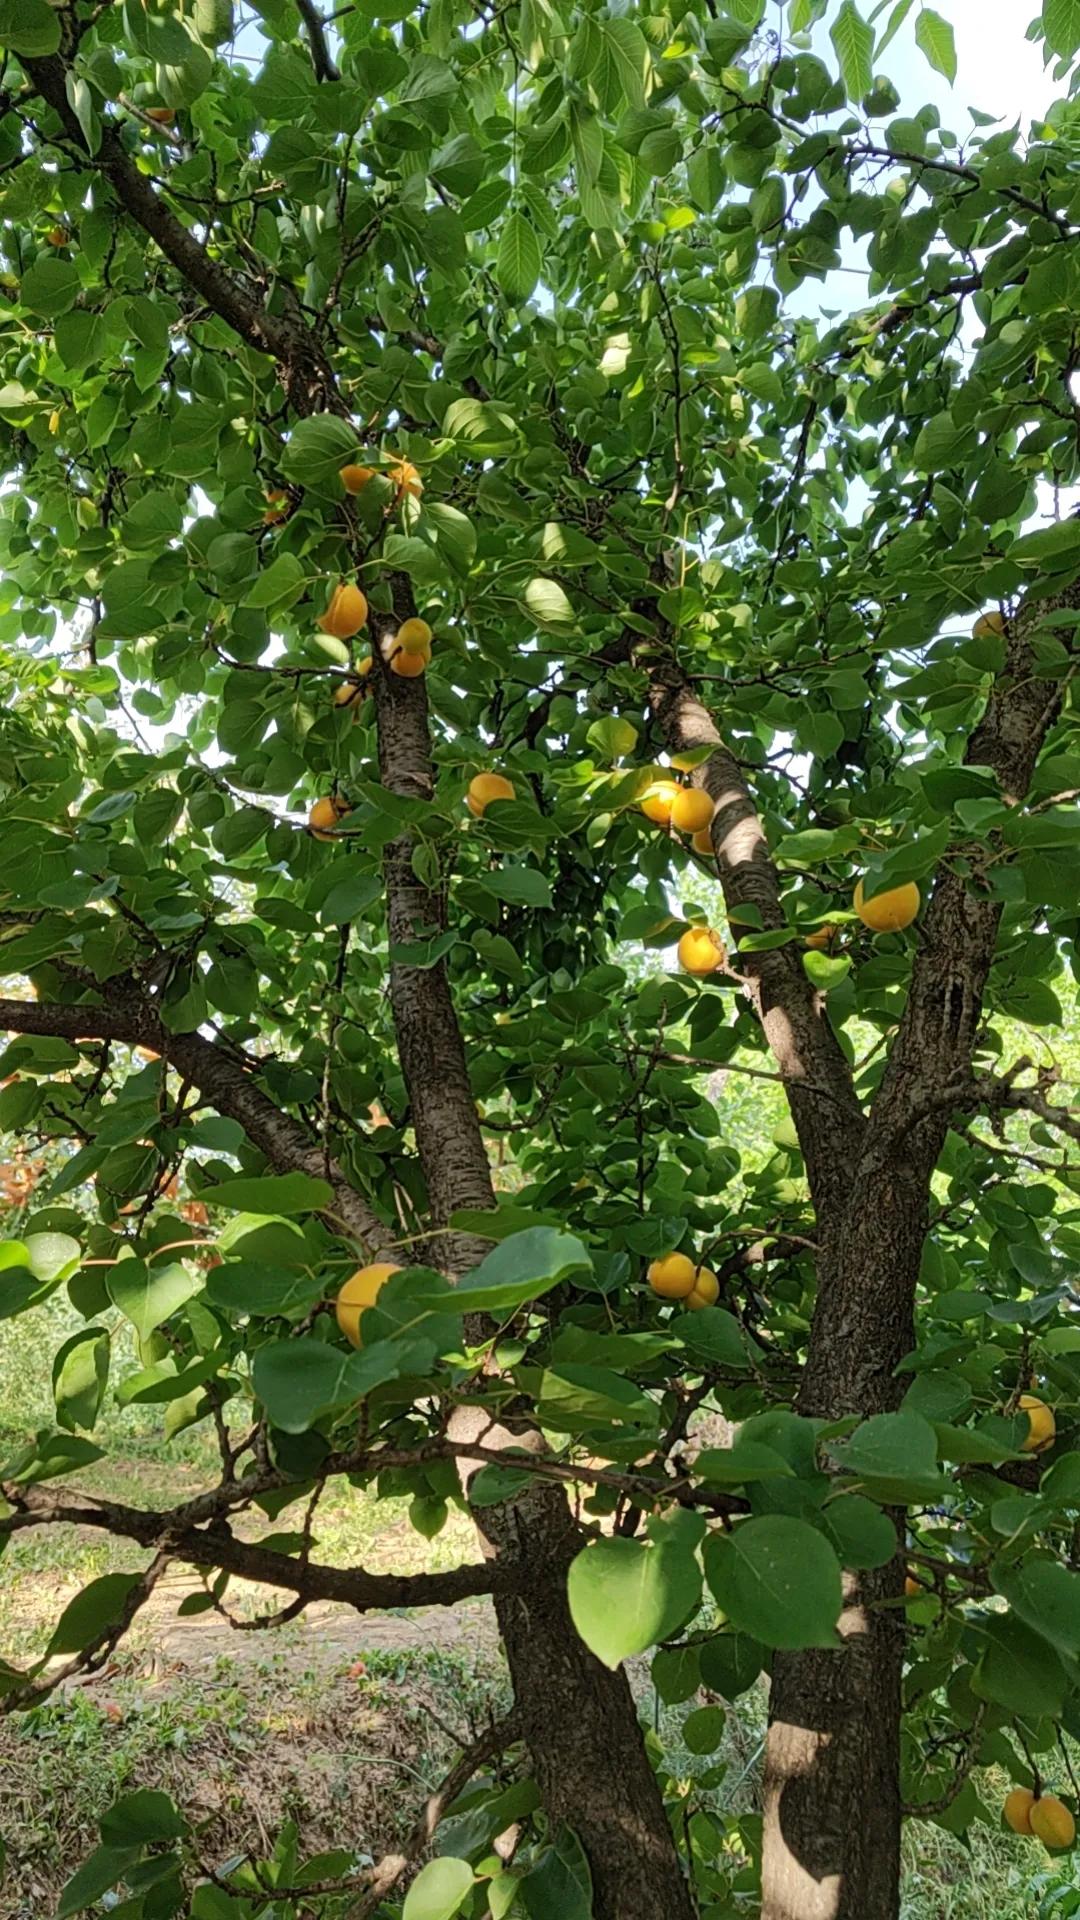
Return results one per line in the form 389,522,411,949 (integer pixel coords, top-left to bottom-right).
373,641,695,1920
762,1574,904,1920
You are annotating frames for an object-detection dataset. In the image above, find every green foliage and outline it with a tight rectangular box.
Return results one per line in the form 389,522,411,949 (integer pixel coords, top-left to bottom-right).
0,0,1078,1909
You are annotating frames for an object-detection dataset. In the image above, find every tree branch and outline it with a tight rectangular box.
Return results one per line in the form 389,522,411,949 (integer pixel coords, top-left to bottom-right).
294,0,340,80
0,989,394,1255
0,1551,169,1713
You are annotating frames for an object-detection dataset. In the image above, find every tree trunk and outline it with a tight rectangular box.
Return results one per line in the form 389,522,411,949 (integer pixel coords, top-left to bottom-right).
373,646,695,1920
762,1572,904,1920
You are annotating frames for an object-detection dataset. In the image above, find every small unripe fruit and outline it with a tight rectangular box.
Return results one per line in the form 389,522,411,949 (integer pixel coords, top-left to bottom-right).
336,1263,401,1348
467,773,516,817
973,609,1006,640
46,226,68,247
317,582,368,640
904,1574,922,1599
686,1267,719,1310
1003,1788,1035,1835
309,795,346,840
640,780,681,825
853,878,920,934
677,928,725,976
1029,1795,1075,1850
341,464,376,494
670,787,714,834
396,617,433,655
805,925,836,950
145,106,176,124
648,1252,697,1300
1019,1393,1056,1453
333,662,371,710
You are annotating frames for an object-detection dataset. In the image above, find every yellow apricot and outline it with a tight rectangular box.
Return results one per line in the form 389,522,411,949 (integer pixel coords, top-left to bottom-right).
691,826,714,856
396,617,433,656
1029,1795,1075,1850
341,464,376,494
805,925,836,950
309,795,347,841
387,458,423,498
335,1263,401,1348
1019,1393,1056,1453
640,780,680,825
390,649,427,677
670,788,714,834
648,1252,697,1300
973,609,1006,640
686,1267,719,1310
677,928,726,976
467,773,516,817
317,582,368,640
1003,1787,1035,1835
853,878,920,934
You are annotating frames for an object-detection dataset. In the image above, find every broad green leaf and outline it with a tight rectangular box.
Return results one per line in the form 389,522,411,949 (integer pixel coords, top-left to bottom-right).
1042,0,1080,59
52,1328,110,1433
46,1572,144,1657
914,6,956,80
704,1517,842,1649
402,1857,474,1920
413,1227,591,1314
107,1260,204,1340
203,1173,333,1214
99,1790,188,1846
992,1555,1080,1656
830,0,874,99
496,211,542,302
0,0,60,55
57,1847,140,1920
251,1338,405,1432
568,1535,702,1668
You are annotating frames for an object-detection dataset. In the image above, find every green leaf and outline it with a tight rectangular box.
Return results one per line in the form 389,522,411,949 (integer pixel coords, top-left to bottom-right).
830,0,874,99
822,1495,898,1570
204,1172,333,1214
914,6,956,80
830,1411,946,1501
704,1517,842,1649
586,716,638,761
23,1231,81,1282
46,1572,143,1657
973,1614,1068,1716
0,0,60,55
414,1227,591,1314
107,1260,204,1340
52,1328,110,1433
402,1857,475,1920
484,867,553,908
519,1829,592,1920
567,1535,702,1668
695,1439,795,1485
205,1262,325,1317
19,254,81,317
244,553,306,610
1042,0,1080,59
992,1555,1080,1656
57,1846,140,1919
251,1338,405,1433
677,1306,753,1370
683,1703,726,1753
100,1790,188,1847
496,211,542,302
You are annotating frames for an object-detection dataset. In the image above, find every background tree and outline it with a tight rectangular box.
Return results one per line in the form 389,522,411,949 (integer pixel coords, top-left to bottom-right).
0,1,1079,1917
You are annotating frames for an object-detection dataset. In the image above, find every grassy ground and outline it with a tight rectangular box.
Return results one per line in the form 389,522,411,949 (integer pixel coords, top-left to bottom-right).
1,1296,1075,1917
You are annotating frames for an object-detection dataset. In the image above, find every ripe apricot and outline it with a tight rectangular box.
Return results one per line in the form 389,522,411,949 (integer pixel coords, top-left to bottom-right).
805,925,836,951
46,226,68,247
648,1252,697,1300
691,825,714,856
1003,1787,1035,1835
309,795,346,841
387,458,423,498
1029,1795,1075,1850
336,1263,401,1348
390,649,427,677
396,617,433,655
317,582,368,640
973,609,1006,640
1019,1393,1056,1453
670,788,714,834
686,1267,719,1310
678,928,725,976
904,1574,922,1599
333,667,370,710
467,773,515,817
341,464,376,494
640,780,681,825
853,878,920,934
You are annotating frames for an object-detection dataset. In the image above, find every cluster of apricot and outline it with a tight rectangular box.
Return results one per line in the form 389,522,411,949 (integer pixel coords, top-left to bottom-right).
1004,1786,1075,1849
647,1251,719,1311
